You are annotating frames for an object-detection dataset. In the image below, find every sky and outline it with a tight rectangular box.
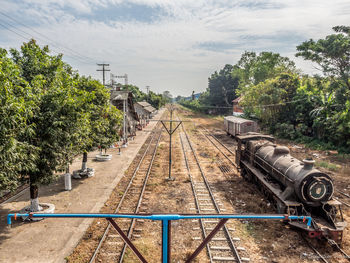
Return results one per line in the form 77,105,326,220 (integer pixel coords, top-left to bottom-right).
0,0,349,96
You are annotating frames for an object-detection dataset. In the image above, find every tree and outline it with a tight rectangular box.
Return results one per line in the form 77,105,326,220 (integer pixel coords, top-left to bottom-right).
240,73,300,131
237,51,297,87
208,64,239,107
10,40,91,211
0,49,36,192
162,90,173,103
296,26,350,91
76,76,122,171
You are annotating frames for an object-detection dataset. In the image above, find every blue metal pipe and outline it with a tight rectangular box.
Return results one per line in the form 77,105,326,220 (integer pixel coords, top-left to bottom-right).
162,220,169,263
6,213,312,227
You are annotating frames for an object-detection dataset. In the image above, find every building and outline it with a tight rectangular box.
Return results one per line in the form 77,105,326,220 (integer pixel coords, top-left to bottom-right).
110,90,139,142
134,101,156,128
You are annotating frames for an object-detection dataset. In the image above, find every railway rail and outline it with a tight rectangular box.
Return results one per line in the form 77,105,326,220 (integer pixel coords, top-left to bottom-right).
179,119,249,262
335,190,350,208
89,121,163,263
0,184,29,206
197,126,237,176
302,234,350,263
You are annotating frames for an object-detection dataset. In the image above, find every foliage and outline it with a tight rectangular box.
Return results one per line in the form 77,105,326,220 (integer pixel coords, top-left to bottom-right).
0,39,123,198
0,49,36,190
296,26,350,91
237,51,297,86
240,73,300,131
76,76,122,151
207,64,239,109
9,40,91,187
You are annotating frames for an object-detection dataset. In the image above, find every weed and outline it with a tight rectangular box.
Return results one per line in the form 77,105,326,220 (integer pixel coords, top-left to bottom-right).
316,161,339,171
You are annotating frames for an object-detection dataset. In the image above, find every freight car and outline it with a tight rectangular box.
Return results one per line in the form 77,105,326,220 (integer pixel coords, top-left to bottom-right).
235,133,346,243
224,116,257,137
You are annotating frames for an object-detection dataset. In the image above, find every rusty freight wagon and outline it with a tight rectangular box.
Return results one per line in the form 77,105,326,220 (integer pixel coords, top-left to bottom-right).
224,116,257,136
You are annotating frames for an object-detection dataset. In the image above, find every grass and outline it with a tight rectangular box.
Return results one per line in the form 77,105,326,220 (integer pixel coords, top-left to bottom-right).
316,160,339,171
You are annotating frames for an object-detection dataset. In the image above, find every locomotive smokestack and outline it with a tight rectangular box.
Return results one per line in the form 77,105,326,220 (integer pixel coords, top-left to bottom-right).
303,158,315,169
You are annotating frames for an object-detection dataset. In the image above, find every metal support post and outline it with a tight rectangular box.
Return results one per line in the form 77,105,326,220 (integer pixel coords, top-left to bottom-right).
161,219,171,263
185,218,228,262
107,218,148,263
168,109,173,180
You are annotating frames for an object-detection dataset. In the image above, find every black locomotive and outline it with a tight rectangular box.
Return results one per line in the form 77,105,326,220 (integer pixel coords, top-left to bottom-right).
235,132,346,243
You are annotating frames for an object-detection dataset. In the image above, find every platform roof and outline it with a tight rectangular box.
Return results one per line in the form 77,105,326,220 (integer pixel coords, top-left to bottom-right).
137,101,152,107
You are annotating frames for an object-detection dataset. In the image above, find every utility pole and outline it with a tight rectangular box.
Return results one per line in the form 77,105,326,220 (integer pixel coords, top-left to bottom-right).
146,86,150,102
160,104,182,180
96,63,110,86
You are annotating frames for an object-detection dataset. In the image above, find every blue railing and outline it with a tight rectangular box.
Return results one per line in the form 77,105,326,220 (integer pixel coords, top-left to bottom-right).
7,213,312,263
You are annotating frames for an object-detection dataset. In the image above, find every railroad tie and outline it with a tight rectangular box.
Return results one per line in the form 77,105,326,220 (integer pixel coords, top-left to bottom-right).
205,227,235,231
213,256,250,262
106,241,123,246
211,237,240,241
203,220,219,223
201,208,215,211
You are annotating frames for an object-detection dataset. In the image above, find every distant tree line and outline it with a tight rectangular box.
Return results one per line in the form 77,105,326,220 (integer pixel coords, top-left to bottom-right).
0,40,122,210
179,26,350,152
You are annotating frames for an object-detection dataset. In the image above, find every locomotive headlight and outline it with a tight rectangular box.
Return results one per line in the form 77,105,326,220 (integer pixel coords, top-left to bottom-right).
308,181,327,201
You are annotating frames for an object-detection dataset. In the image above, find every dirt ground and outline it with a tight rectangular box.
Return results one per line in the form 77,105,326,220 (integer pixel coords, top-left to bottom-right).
177,106,350,263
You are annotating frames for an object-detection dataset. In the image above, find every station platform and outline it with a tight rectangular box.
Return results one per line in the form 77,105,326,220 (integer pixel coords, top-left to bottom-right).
0,108,165,263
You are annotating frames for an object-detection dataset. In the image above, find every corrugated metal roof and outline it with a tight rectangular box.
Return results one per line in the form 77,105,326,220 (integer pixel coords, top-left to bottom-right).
224,116,255,124
137,101,152,107
146,106,156,112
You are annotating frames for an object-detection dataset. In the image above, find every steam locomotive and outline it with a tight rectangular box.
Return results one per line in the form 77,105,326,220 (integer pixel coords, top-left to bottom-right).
235,132,346,243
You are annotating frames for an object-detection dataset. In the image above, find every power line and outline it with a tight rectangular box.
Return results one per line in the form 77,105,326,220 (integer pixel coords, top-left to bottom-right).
0,20,93,65
0,10,98,64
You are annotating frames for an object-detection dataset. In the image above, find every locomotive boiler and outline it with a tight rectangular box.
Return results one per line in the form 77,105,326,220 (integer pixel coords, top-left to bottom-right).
235,133,346,243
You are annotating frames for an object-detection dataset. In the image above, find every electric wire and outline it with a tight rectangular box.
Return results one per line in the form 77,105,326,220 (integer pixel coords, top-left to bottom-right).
0,10,98,64
0,21,95,65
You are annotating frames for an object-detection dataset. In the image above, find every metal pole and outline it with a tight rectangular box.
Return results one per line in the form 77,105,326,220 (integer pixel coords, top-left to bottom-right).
123,99,127,146
161,219,169,263
169,108,173,180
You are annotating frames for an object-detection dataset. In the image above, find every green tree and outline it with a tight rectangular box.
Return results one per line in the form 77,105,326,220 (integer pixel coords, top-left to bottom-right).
296,26,350,91
0,49,36,191
241,73,300,132
76,76,122,171
208,64,239,109
237,51,297,89
10,40,91,211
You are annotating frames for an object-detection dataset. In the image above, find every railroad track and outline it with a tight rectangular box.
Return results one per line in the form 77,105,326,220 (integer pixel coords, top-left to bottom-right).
302,234,350,263
197,126,237,176
179,120,249,263
89,123,163,263
335,190,350,208
0,184,29,206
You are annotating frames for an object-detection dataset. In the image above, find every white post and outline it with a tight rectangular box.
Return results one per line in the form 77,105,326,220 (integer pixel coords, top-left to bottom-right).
64,173,72,191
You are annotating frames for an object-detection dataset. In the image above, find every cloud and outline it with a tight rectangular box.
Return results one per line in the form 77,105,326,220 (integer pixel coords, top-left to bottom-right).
0,0,349,96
